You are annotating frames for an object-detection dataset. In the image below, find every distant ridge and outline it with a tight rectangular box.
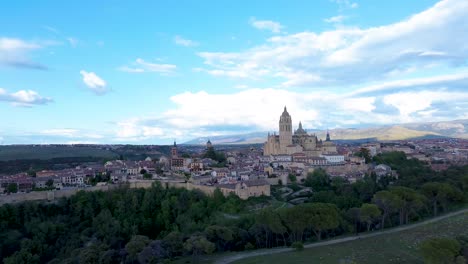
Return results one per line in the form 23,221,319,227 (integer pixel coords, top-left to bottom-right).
183,119,468,145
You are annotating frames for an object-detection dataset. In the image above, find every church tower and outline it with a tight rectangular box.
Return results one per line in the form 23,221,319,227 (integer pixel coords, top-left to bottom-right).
171,140,178,158
279,106,292,152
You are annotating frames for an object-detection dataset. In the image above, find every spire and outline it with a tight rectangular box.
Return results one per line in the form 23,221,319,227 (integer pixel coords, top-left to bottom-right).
326,130,331,141
299,121,303,129
173,140,177,147
284,106,287,112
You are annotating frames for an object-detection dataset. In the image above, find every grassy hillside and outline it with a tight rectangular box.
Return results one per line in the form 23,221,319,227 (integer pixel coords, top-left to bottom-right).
0,145,117,161
233,212,468,264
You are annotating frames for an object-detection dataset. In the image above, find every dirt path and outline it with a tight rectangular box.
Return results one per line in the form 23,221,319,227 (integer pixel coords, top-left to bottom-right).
215,208,468,264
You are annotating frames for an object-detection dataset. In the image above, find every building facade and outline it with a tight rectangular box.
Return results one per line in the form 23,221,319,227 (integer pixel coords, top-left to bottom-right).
264,107,337,156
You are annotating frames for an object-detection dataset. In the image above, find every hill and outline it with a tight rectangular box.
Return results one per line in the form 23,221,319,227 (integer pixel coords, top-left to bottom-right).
0,145,117,161
229,211,468,264
184,119,468,145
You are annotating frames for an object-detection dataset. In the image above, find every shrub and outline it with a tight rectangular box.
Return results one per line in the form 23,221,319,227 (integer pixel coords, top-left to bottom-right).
291,242,304,251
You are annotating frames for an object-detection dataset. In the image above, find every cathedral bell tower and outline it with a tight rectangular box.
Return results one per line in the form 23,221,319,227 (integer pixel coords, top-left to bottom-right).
171,140,178,158
279,106,292,152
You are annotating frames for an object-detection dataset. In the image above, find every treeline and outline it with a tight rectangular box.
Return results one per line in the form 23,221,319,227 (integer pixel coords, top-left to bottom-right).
0,152,467,263
0,157,112,175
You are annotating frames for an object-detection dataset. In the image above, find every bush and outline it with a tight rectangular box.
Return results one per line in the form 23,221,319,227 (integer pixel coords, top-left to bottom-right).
244,242,255,251
291,242,304,251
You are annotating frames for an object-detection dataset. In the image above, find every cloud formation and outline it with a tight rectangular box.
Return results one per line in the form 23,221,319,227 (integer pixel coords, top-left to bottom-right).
118,58,176,75
324,15,347,23
114,72,468,141
198,0,468,87
0,88,53,107
174,35,198,47
79,70,108,95
249,18,283,33
0,38,47,70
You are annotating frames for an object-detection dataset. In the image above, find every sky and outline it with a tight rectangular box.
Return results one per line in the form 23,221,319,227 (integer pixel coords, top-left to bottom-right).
1,0,468,144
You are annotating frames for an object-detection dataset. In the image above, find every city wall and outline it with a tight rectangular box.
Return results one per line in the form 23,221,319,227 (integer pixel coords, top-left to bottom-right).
0,180,189,205
0,180,226,206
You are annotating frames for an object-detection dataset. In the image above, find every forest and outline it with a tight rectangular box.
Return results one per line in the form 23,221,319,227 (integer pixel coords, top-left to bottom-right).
0,151,467,263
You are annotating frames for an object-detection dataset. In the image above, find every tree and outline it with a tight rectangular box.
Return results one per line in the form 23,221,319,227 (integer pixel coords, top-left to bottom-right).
420,238,461,264
3,249,40,264
279,206,308,242
183,234,215,258
140,169,147,175
356,148,371,163
359,203,381,231
288,174,297,183
421,182,460,216
346,207,361,234
304,169,330,191
46,179,54,188
372,191,401,229
302,203,340,241
125,235,151,261
204,225,233,252
7,183,18,193
162,232,184,258
389,186,425,225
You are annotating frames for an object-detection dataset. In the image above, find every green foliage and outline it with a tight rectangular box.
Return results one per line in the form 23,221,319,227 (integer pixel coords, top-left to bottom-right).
244,242,255,250
421,182,462,216
45,179,54,187
420,238,461,264
125,235,151,260
183,234,215,256
203,147,226,163
360,203,381,231
7,183,18,193
288,174,297,183
355,148,371,163
291,242,304,251
372,191,401,229
304,169,330,191
0,159,467,262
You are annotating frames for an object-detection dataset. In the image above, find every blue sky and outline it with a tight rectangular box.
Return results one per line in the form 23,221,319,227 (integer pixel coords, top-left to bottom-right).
1,0,467,144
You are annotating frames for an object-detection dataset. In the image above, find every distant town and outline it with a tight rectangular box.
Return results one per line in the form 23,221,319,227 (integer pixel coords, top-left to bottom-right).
1,107,468,202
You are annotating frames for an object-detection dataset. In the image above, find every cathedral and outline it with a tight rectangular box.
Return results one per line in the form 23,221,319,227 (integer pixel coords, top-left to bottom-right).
263,107,337,156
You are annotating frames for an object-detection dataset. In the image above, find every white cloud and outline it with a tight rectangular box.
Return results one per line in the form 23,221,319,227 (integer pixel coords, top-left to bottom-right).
79,70,108,95
113,70,468,141
197,0,468,87
118,58,176,75
0,88,53,106
249,18,283,33
67,37,78,47
40,129,78,137
324,15,347,23
0,38,47,70
234,84,249,89
115,120,165,141
174,35,198,47
43,25,59,34
331,0,358,10
383,90,468,118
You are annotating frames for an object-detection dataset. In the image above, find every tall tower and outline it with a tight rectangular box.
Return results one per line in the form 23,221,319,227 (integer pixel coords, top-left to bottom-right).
279,106,292,152
171,140,178,158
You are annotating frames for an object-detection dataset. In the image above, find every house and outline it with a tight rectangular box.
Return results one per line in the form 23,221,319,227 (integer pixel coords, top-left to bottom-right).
374,164,393,178
217,179,270,200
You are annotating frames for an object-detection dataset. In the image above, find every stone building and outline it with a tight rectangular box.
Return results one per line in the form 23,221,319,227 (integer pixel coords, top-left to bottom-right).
264,107,337,156
170,141,184,171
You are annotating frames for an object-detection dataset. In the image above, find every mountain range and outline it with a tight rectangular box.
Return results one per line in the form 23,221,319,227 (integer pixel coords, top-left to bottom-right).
183,119,468,145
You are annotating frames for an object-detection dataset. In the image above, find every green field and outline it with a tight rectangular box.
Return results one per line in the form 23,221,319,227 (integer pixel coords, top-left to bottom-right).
0,145,117,161
233,212,468,264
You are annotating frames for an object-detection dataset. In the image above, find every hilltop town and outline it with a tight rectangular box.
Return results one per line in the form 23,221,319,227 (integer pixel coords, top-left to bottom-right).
1,107,468,202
